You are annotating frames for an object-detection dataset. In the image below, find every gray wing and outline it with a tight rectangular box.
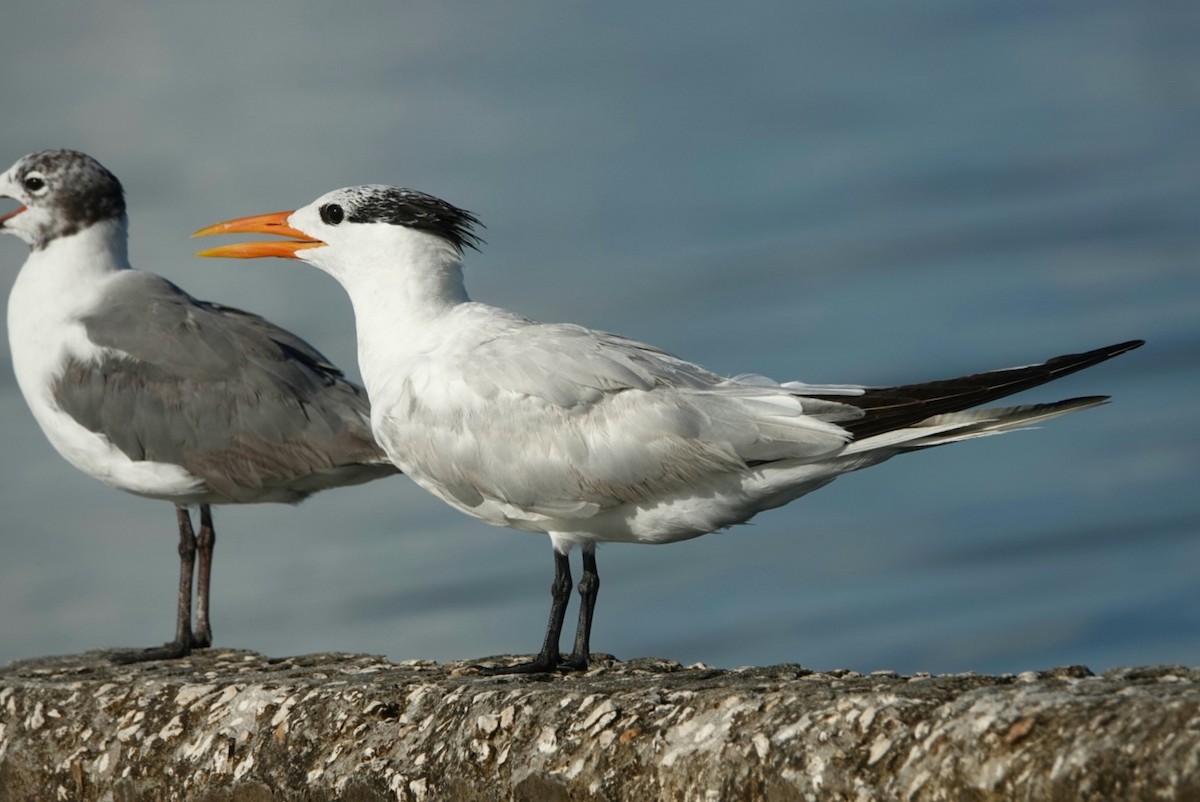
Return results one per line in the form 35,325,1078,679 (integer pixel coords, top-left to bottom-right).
463,323,729,406
54,271,398,502
382,319,864,515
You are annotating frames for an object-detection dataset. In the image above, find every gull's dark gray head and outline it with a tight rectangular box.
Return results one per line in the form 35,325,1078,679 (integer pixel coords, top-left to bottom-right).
0,149,126,250
320,185,484,254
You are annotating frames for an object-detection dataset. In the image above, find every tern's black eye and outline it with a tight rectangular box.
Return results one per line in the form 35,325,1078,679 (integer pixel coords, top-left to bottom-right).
320,203,344,225
23,174,46,193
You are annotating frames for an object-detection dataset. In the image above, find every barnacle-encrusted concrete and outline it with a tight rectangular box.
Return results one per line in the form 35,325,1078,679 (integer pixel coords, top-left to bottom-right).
1,650,1198,801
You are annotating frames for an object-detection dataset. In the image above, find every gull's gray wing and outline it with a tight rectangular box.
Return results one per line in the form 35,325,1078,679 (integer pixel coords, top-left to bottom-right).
53,271,397,502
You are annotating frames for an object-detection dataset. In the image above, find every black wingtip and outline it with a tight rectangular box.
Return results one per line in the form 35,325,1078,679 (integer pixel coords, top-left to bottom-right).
823,338,1145,440
1042,339,1145,376
1109,339,1145,355
1058,394,1112,408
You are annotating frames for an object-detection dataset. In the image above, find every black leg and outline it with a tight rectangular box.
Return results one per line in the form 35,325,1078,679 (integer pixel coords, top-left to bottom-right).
193,504,215,648
561,547,599,671
482,549,573,674
111,505,197,663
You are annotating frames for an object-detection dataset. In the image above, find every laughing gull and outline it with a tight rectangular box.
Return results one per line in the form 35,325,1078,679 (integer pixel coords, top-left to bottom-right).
196,184,1142,673
1,151,399,661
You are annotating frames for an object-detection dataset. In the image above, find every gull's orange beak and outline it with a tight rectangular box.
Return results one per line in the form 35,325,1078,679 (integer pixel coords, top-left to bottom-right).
193,210,324,259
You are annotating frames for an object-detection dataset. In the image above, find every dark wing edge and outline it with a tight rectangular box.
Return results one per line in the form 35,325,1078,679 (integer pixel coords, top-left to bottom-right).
809,340,1144,440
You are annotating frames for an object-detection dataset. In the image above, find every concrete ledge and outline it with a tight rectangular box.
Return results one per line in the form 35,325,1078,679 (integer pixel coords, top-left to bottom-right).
1,650,1197,801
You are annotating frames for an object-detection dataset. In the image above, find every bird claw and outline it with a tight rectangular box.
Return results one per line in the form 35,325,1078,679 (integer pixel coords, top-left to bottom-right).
108,640,195,664
475,652,591,675
558,653,589,672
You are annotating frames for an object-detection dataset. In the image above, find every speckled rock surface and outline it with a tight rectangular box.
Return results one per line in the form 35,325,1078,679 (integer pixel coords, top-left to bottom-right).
1,650,1197,801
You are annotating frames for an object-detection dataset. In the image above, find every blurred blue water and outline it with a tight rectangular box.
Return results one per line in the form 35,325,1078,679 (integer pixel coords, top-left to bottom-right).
0,1,1196,673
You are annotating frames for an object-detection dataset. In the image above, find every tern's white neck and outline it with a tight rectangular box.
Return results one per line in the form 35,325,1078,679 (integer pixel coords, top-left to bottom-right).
343,254,468,323
310,230,471,387
324,229,467,315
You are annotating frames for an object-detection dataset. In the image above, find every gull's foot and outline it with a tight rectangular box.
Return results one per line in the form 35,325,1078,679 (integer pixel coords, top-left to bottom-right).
109,639,195,664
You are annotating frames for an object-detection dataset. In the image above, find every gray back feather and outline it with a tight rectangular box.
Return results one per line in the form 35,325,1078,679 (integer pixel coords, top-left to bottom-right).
54,272,398,502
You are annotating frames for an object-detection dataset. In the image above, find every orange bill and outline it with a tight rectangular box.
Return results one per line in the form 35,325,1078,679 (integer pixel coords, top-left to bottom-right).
193,210,324,259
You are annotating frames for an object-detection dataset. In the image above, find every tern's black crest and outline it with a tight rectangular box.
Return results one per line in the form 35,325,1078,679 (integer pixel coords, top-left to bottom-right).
12,149,126,249
344,186,484,253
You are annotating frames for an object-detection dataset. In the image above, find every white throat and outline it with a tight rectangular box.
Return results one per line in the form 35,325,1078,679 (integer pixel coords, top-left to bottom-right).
308,227,471,397
14,217,130,290
7,218,130,406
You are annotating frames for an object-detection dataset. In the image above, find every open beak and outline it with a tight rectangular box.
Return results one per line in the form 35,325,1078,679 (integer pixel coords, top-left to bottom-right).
193,210,325,259
0,204,26,227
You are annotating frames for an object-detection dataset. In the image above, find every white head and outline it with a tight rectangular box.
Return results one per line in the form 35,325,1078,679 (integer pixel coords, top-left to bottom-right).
0,149,127,251
195,185,483,304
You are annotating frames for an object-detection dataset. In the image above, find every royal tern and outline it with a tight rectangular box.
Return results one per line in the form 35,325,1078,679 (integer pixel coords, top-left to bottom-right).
196,184,1142,673
1,151,399,661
